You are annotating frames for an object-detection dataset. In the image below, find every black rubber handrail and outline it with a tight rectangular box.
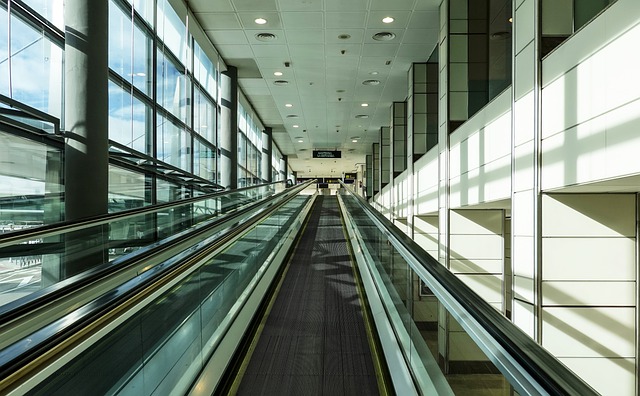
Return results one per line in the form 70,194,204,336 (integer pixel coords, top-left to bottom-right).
0,180,315,387
0,180,286,248
339,183,598,396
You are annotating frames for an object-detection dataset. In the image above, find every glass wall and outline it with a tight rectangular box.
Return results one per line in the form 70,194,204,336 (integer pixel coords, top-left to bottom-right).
237,102,263,187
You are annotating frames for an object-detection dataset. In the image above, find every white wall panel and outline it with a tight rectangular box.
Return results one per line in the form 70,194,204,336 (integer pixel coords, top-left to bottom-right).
542,281,636,306
542,307,635,357
542,194,635,237
515,0,535,55
512,299,536,337
559,357,636,396
542,237,635,281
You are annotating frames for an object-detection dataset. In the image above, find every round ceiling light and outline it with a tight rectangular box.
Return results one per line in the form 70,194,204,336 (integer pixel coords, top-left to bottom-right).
255,32,277,42
274,71,283,76
254,18,267,25
372,31,396,41
382,16,394,24
362,79,381,86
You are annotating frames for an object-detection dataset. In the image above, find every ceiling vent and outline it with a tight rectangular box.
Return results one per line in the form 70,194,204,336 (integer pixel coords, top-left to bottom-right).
372,32,396,41
286,114,299,118
362,79,380,86
338,33,351,40
490,31,511,40
273,80,289,86
255,32,277,42
355,114,369,119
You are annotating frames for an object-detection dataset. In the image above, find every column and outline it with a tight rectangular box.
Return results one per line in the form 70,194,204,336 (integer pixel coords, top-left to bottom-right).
372,143,380,196
511,0,541,339
63,0,109,278
220,66,238,189
64,0,109,220
262,127,272,183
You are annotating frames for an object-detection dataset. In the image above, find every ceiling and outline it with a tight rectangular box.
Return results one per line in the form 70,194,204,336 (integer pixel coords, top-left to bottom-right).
189,0,441,177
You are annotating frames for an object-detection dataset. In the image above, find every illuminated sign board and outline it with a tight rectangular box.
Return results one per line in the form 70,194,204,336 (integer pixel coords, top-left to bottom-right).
312,150,341,158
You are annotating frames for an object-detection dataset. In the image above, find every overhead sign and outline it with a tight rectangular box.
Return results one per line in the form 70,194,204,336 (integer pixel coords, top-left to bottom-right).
313,150,341,158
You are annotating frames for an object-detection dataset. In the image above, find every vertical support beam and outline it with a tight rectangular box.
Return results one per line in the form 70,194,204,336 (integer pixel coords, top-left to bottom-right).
372,143,380,196
438,0,452,372
366,154,373,199
511,0,542,340
62,0,109,279
262,127,272,183
220,66,238,189
392,102,408,179
64,0,109,220
380,126,391,190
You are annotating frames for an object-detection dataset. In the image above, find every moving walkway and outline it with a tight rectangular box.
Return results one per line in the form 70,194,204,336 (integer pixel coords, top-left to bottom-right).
0,182,599,395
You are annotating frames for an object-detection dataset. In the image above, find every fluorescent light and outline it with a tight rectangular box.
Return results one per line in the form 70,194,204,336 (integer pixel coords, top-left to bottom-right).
254,18,267,25
382,16,394,24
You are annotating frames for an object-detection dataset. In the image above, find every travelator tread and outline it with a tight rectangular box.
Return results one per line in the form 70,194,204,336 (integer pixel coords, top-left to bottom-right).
237,195,379,395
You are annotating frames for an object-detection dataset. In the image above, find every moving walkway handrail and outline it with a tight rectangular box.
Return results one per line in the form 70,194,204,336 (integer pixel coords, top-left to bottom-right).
0,181,305,335
339,182,598,396
0,180,286,249
0,180,315,392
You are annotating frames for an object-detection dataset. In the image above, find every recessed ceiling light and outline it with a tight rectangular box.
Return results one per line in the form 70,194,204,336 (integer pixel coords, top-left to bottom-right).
352,139,358,143
285,103,293,108
254,18,267,25
361,103,369,107
369,71,379,75
274,71,283,76
293,125,299,128
508,17,513,23
382,16,394,24
297,139,304,143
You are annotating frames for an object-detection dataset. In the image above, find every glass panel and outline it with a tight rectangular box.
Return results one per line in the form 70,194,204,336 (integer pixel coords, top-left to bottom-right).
20,0,64,30
193,87,216,143
193,137,216,182
0,182,286,307
108,80,151,154
157,0,187,64
2,13,63,119
156,49,190,125
193,41,216,94
157,114,191,172
108,165,150,212
23,194,309,396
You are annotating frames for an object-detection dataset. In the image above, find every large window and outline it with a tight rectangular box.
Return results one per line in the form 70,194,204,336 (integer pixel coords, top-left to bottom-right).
0,5,63,119
237,104,263,187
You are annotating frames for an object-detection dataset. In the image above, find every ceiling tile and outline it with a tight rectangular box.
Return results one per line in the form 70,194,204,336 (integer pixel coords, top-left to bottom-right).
288,44,325,60
281,12,324,29
215,44,254,58
396,43,433,59
414,0,442,11
231,0,278,11
190,0,234,12
197,13,242,29
246,30,286,44
277,0,323,11
325,12,367,29
367,11,412,29
370,0,415,11
325,29,365,43
325,0,369,11
325,43,363,57
285,29,325,44
207,30,249,45
255,57,290,68
251,44,290,58
362,43,400,57
237,12,282,29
